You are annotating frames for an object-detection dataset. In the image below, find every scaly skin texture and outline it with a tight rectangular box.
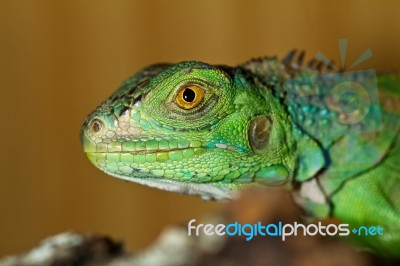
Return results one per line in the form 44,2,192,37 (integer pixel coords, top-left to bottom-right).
81,53,400,257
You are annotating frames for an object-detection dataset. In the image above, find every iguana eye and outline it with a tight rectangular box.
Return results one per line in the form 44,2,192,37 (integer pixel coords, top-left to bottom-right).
175,85,204,109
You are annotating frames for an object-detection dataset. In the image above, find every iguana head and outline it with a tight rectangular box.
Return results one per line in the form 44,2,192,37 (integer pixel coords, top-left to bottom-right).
81,61,296,199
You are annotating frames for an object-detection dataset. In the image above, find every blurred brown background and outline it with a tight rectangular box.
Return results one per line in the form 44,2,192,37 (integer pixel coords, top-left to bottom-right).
0,0,399,257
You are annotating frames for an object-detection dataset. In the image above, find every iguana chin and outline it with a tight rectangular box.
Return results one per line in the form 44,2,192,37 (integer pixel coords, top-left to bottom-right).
81,51,400,257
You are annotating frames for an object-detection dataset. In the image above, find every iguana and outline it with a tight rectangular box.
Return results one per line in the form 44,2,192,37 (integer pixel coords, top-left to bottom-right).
81,51,400,257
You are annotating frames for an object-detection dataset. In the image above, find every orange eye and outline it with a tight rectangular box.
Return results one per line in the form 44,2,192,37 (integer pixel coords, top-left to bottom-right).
175,85,205,110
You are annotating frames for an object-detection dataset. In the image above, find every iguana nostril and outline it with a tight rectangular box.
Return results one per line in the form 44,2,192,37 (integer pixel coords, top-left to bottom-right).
90,119,104,133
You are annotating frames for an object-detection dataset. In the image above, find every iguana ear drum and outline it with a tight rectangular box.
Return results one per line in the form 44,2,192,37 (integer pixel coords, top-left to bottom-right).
248,116,271,152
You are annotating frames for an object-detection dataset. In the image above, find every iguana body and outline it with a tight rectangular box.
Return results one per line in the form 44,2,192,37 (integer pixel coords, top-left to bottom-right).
81,51,400,257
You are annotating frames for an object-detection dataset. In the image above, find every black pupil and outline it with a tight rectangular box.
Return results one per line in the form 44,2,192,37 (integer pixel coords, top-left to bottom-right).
183,88,196,103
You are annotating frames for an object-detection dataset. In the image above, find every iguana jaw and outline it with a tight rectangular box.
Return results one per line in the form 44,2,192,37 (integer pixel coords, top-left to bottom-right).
102,169,240,200
81,127,246,183
82,134,249,200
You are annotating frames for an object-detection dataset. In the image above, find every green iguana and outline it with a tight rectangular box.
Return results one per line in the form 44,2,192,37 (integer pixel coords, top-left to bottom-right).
81,50,400,257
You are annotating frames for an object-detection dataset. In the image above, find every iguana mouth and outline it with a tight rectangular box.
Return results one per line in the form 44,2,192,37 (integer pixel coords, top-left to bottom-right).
88,147,193,155
83,136,240,154
85,147,206,165
84,141,241,169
